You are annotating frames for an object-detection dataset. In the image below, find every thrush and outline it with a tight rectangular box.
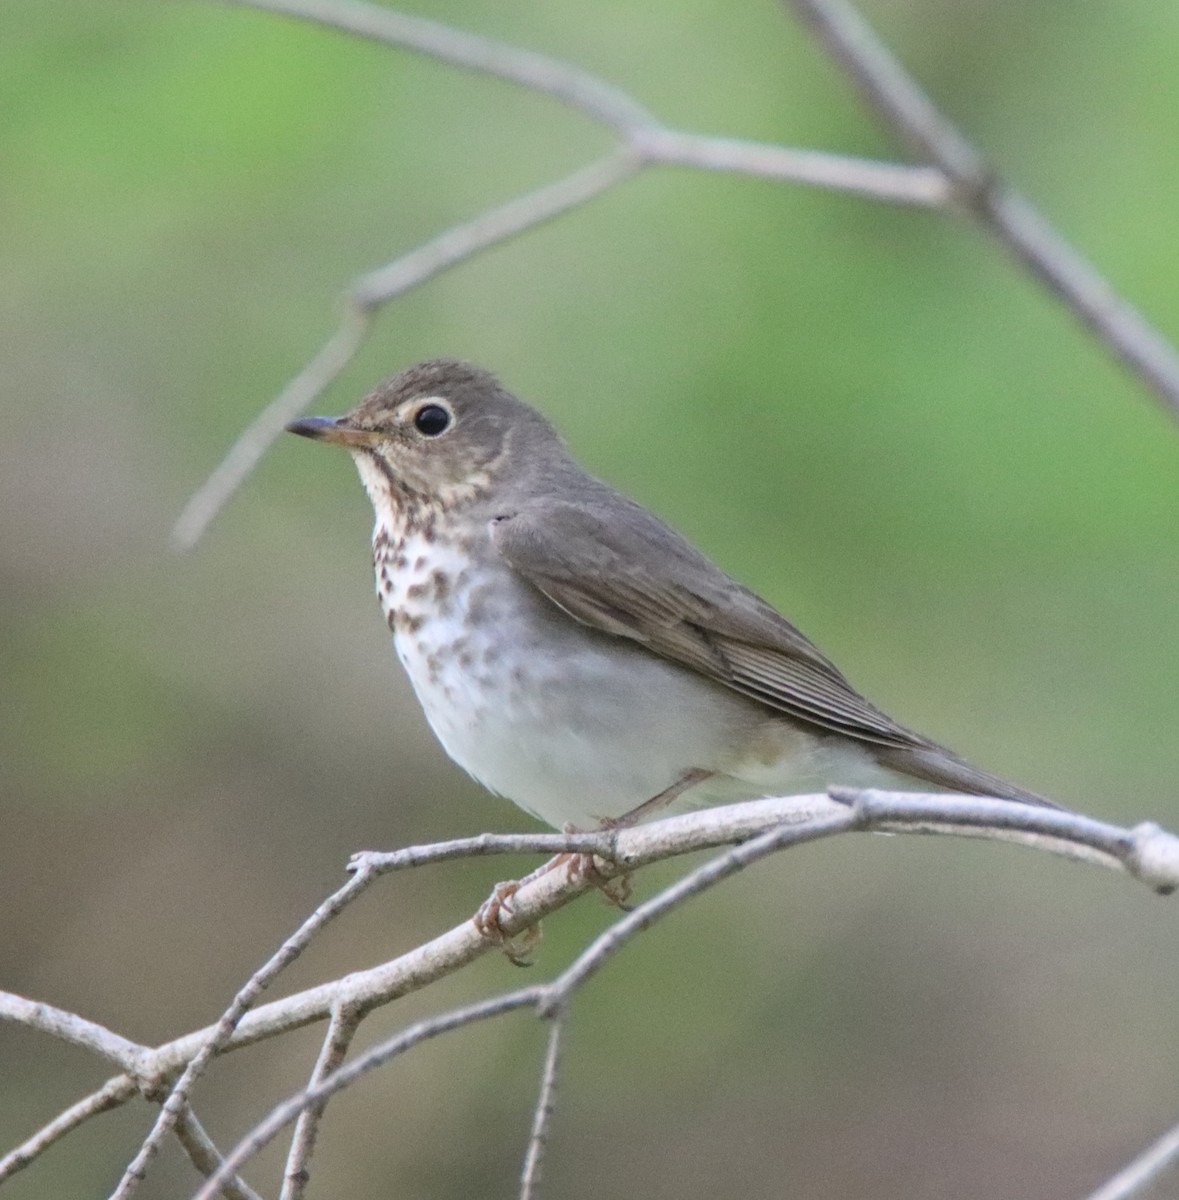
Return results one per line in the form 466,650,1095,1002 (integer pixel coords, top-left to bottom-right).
287,358,1055,840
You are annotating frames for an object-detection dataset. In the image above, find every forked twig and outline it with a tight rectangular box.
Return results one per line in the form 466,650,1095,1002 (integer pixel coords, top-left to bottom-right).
175,0,1179,550
192,990,546,1200
279,1000,364,1200
3,792,1177,1197
108,859,381,1200
175,1109,266,1200
782,0,1179,416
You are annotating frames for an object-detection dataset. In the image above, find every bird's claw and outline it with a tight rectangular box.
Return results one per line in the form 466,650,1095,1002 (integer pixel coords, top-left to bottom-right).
473,880,542,966
562,852,632,909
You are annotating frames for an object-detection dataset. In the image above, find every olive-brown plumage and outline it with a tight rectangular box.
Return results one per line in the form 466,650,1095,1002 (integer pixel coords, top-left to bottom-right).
288,359,1055,827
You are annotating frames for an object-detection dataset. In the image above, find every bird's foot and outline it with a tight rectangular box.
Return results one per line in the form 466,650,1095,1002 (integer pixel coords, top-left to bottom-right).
562,851,632,910
473,879,542,966
472,836,630,962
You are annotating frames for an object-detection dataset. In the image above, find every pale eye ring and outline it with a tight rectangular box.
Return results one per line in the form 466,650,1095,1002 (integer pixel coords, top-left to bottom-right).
413,403,451,437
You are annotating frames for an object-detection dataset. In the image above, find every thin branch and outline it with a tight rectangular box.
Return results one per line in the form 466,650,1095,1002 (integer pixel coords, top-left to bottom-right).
782,0,1179,418
192,989,545,1200
634,128,950,205
0,1076,138,1184
171,150,639,551
351,829,622,873
2,793,1174,1193
194,806,870,1197
218,0,945,208
350,151,640,308
981,190,1179,417
171,306,370,551
175,1110,266,1200
0,994,145,1074
279,1001,364,1200
519,1016,565,1200
5,796,1175,1123
829,789,1179,893
1085,1119,1179,1200
216,0,654,133
227,0,946,205
108,860,381,1200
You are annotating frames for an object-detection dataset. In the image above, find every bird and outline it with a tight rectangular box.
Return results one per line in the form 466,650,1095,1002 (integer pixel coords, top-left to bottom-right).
286,358,1055,839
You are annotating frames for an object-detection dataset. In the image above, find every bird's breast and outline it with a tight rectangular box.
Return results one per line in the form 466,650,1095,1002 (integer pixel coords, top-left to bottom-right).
370,524,770,827
374,525,537,763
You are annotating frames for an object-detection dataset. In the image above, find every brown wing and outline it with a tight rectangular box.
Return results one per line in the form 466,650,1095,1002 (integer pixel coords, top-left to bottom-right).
489,501,931,750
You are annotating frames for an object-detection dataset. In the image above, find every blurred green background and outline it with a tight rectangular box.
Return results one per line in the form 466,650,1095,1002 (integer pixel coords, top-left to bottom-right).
2,1,1178,1197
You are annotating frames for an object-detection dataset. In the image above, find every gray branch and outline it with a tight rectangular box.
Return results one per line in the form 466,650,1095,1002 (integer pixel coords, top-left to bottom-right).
1084,1119,1179,1200
106,864,378,1200
0,1077,138,1184
173,0,1179,550
174,1110,266,1200
188,787,1175,1199
279,1000,364,1200
192,990,546,1200
519,1016,565,1200
4,791,1177,1196
782,0,1179,416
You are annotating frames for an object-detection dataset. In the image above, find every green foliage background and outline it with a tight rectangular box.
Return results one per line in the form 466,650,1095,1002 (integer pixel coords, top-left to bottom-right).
2,2,1177,1197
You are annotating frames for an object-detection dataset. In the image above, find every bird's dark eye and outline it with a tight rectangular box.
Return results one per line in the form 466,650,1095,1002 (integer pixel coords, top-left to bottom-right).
413,403,451,437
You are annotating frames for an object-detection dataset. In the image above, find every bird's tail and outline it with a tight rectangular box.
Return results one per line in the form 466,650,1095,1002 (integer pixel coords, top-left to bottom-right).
872,744,1062,810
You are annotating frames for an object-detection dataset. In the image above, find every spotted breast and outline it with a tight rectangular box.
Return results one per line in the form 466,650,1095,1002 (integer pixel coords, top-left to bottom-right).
369,516,814,830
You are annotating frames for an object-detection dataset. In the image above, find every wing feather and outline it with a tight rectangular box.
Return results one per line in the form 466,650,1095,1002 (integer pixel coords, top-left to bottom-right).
490,502,929,750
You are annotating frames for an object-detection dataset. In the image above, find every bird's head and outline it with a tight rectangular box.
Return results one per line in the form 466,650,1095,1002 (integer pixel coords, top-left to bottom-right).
287,359,562,514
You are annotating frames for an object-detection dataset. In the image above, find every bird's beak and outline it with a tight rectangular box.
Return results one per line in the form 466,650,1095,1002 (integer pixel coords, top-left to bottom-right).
285,416,379,448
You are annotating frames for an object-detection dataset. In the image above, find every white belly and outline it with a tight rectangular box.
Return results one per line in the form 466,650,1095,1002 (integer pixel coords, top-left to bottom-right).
378,532,891,829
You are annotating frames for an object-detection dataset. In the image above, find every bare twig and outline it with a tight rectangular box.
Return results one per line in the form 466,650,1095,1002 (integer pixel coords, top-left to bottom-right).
519,1017,564,1200
171,150,640,551
173,0,964,551
350,151,641,308
634,128,949,205
174,0,1179,550
192,989,545,1200
782,0,1179,417
279,1000,364,1200
0,1076,138,1184
175,1110,266,1200
220,0,948,203
192,807,867,1197
108,860,381,1200
1085,1119,1179,1200
830,789,1179,893
0,994,145,1074
216,0,655,132
350,829,620,872
6,792,1177,1196
171,307,370,551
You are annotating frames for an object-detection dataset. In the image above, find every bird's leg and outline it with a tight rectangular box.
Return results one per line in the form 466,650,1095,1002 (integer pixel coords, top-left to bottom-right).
569,768,715,907
473,825,614,963
610,767,714,827
474,769,715,960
